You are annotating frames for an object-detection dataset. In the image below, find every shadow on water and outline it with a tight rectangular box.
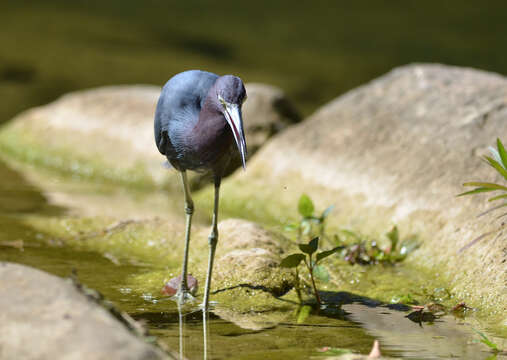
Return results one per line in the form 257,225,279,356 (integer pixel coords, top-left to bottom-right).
129,289,499,360
0,157,63,216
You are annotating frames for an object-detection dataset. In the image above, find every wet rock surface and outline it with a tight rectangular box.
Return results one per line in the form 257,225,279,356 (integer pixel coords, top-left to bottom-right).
21,216,295,305
208,219,294,297
223,63,507,325
0,262,170,360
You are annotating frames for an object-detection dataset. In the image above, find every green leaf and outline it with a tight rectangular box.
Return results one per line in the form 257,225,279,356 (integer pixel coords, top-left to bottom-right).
488,194,507,202
474,329,499,351
462,182,507,190
296,305,312,324
457,187,497,197
386,226,399,250
483,156,507,181
489,146,503,165
299,237,319,255
497,138,507,170
316,246,342,263
298,194,315,217
321,205,334,219
313,265,330,282
280,253,305,268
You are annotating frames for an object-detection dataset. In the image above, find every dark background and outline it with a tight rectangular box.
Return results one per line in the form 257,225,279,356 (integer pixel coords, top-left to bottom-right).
1,0,506,124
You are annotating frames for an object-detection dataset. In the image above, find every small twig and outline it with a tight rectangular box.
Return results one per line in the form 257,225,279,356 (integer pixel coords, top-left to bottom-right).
477,202,507,218
458,227,503,253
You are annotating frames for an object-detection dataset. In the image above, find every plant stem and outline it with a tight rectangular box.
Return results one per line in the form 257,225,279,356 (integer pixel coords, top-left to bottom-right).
306,256,322,306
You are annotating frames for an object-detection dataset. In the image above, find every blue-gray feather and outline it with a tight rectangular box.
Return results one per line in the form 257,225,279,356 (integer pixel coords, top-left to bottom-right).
154,70,218,165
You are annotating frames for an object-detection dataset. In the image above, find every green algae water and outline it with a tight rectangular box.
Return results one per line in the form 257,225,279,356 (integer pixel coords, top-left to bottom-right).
1,158,506,359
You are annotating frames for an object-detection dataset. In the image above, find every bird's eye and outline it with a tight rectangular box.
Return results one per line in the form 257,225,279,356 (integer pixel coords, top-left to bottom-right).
218,94,226,106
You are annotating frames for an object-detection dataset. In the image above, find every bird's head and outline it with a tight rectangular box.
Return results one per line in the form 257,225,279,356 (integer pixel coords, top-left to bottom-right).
215,75,248,169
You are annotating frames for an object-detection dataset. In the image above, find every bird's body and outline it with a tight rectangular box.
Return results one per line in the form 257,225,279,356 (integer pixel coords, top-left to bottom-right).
156,71,228,172
154,70,247,309
155,70,244,174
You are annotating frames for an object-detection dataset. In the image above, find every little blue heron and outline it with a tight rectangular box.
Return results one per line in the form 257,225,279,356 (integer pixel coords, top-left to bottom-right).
154,70,247,309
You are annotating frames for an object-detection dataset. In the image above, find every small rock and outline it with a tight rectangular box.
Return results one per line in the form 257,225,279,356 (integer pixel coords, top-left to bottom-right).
161,274,198,297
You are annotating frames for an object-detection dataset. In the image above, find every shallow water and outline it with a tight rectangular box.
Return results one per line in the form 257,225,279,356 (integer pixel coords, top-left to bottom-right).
1,158,505,359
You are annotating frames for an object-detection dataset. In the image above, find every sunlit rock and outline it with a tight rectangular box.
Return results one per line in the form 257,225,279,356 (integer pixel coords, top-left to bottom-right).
0,262,170,360
221,64,507,326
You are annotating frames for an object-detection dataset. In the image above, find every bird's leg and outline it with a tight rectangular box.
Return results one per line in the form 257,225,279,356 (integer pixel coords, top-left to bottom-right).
202,178,220,310
177,170,195,304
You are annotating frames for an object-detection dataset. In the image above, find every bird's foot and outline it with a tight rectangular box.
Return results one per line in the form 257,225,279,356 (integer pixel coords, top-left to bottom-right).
162,274,198,304
198,300,218,312
173,289,197,305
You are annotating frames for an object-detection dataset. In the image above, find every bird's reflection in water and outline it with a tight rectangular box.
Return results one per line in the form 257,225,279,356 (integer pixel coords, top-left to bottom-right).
202,309,210,360
176,304,211,360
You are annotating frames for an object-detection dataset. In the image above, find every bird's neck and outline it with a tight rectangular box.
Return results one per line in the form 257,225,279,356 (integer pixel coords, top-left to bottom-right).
190,93,232,159
196,92,226,134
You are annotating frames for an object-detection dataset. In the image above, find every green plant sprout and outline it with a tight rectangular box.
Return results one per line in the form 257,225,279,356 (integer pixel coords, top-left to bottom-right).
284,194,417,268
280,237,341,306
458,138,507,251
473,329,505,355
337,226,418,265
285,194,334,242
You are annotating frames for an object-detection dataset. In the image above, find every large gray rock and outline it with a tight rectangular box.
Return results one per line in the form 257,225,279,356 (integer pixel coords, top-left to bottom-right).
223,64,507,325
0,82,299,189
0,262,171,360
241,83,300,154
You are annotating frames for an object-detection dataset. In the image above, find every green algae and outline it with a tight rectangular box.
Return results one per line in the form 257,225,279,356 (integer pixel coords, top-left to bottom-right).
0,127,158,190
22,216,183,268
17,212,456,324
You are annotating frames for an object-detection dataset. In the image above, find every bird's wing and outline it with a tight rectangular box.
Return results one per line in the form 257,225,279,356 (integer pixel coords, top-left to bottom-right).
154,70,218,157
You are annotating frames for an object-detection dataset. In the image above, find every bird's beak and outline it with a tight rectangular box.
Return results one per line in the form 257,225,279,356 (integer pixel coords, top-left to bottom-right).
224,102,247,170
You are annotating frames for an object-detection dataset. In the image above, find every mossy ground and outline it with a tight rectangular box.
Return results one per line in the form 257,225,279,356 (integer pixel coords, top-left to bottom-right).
0,125,158,190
